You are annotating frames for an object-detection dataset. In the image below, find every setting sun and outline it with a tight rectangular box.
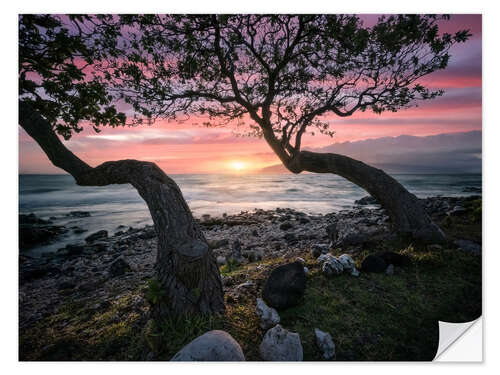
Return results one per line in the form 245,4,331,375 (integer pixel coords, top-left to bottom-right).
229,161,247,171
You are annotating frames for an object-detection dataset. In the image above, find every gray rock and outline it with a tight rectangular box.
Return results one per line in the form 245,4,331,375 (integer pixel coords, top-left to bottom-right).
85,230,108,243
171,330,245,361
385,264,394,275
231,240,244,264
255,298,280,330
351,268,360,277
338,254,355,271
454,239,481,255
259,325,303,361
314,328,335,359
109,257,131,277
317,254,344,276
216,256,227,266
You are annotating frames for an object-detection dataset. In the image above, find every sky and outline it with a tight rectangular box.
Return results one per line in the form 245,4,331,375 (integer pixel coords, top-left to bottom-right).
18,14,482,175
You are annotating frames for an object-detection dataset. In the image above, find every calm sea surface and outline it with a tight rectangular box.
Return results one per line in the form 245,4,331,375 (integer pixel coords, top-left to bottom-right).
19,173,481,255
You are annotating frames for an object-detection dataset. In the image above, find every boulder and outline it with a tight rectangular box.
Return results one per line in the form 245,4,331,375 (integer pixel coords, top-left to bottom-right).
255,298,280,330
314,328,335,359
216,256,227,266
354,196,378,205
326,223,338,243
317,253,344,276
454,239,481,255
322,258,344,276
338,254,356,271
85,230,108,243
279,222,293,231
259,325,303,361
376,251,411,267
109,257,131,277
262,261,306,310
361,254,387,273
171,330,245,361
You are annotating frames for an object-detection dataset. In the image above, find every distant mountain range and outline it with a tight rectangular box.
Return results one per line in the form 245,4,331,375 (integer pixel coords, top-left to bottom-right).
260,131,482,174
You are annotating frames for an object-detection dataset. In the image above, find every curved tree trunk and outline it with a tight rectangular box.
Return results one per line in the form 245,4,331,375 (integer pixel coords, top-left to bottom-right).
287,150,446,244
18,102,225,317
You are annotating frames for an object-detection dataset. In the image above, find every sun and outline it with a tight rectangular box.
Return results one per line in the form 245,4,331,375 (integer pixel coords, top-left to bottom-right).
229,161,247,172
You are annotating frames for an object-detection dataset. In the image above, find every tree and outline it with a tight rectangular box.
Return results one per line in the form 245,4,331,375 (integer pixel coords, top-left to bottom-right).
105,14,470,243
18,14,224,318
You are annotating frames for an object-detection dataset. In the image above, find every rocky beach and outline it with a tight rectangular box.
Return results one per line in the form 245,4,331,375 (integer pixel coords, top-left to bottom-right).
19,195,482,361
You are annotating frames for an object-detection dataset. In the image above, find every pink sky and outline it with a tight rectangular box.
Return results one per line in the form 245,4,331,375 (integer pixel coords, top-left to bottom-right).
19,14,482,174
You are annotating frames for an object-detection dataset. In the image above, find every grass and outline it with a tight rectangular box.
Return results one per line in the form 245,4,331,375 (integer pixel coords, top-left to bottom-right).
19,199,482,361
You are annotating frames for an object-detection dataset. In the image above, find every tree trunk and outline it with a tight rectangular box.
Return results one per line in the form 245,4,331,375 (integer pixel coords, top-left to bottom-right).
287,150,446,244
18,102,225,317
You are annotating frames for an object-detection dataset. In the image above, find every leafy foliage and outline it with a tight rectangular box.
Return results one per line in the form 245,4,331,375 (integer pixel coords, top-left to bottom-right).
19,14,126,139
19,14,471,154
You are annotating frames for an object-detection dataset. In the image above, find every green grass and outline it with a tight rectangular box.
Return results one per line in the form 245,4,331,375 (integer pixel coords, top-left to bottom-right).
20,199,482,361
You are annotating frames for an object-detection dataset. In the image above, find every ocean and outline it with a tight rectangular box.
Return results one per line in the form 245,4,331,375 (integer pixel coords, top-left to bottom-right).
19,173,481,255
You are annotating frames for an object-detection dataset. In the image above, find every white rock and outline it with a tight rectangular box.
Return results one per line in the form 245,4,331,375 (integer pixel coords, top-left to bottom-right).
385,264,394,275
338,254,356,271
314,328,335,359
303,266,309,274
255,298,280,330
317,253,336,265
321,257,344,276
171,330,245,361
260,324,303,361
351,268,360,277
216,256,227,266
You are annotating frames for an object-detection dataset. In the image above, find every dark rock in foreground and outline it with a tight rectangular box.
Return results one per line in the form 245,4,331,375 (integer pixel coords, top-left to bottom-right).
361,254,387,273
262,261,306,310
377,251,411,267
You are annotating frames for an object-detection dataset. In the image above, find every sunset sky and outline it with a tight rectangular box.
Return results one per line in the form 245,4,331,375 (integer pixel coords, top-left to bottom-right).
18,14,482,175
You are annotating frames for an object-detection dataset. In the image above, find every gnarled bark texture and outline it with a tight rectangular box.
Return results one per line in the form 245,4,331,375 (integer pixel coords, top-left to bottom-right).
287,151,446,244
18,102,225,317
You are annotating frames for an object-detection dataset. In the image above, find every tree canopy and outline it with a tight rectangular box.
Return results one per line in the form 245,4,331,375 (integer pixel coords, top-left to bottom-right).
19,14,470,160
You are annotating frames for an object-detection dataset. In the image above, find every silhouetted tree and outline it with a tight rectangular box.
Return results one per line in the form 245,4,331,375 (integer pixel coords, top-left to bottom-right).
18,14,224,318
106,14,470,243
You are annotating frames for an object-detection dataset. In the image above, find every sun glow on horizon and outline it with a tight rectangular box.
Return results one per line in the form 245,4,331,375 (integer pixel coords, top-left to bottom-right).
229,160,247,172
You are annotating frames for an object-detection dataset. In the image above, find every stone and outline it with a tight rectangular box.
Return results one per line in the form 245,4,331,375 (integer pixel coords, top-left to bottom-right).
377,251,411,267
449,206,467,216
385,264,394,275
283,233,297,242
361,254,387,273
85,230,108,243
326,223,338,243
255,298,280,330
171,330,245,361
303,266,309,274
262,261,306,310
312,243,329,257
314,328,335,359
209,238,229,249
354,196,378,205
338,254,356,271
231,240,244,264
216,256,227,266
321,258,344,276
279,222,293,231
351,268,360,277
259,324,303,361
109,257,131,277
454,239,481,255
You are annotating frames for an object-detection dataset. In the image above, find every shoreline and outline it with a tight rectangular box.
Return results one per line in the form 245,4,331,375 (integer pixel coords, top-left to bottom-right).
19,194,482,360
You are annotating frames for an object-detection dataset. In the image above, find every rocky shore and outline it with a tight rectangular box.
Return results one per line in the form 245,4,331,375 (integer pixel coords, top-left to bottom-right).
19,195,482,360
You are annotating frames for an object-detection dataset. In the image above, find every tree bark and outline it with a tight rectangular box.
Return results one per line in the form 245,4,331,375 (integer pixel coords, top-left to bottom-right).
18,101,225,317
287,150,446,244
